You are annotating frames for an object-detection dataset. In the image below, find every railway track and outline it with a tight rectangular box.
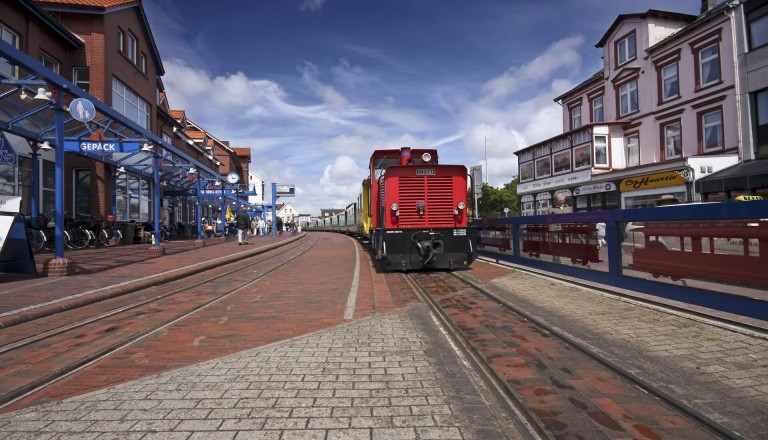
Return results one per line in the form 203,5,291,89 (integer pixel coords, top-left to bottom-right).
0,236,321,412
405,270,745,440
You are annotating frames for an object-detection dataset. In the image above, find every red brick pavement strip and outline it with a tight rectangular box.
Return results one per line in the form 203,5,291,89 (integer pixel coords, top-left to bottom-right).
4,233,420,412
0,236,302,328
419,272,718,440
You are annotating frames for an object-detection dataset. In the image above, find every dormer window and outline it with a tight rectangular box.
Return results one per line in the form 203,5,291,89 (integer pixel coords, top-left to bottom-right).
616,31,636,66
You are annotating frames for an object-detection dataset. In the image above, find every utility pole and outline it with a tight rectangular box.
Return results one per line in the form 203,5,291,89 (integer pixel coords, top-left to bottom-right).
484,136,490,183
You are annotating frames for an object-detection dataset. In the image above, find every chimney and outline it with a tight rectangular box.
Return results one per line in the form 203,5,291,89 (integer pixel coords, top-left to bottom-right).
701,0,718,13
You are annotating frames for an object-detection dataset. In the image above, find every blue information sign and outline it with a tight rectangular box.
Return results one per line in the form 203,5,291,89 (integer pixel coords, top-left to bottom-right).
64,141,140,153
70,98,96,122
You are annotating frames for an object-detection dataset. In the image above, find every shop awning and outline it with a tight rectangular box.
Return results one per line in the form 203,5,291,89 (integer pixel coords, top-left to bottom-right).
695,159,768,194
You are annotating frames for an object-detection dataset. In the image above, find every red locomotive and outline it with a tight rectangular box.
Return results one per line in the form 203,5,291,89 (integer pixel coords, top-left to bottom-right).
367,147,477,270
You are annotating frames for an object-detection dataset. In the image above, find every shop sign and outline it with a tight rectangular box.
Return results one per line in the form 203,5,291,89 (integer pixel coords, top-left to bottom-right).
64,141,141,153
573,182,615,196
517,169,592,194
620,170,687,192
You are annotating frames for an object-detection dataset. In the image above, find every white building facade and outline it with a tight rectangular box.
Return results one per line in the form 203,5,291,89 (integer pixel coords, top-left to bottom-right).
515,1,766,214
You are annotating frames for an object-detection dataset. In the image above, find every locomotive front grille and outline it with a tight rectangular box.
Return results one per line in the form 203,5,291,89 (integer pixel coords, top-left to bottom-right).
397,176,455,227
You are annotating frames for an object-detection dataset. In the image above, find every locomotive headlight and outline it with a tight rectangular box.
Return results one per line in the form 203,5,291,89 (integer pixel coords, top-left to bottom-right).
390,202,399,211
421,152,432,163
457,201,466,210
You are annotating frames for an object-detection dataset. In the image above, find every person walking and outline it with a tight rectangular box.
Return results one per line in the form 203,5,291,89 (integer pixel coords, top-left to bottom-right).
548,193,572,214
235,206,250,245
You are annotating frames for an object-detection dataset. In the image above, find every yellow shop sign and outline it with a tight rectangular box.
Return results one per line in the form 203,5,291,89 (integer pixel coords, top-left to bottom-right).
620,170,687,192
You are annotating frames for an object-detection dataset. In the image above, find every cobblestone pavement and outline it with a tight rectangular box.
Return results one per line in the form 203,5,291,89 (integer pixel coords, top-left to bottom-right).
0,305,520,440
466,261,768,439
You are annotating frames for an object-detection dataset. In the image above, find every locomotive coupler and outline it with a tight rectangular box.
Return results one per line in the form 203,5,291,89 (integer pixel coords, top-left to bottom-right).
412,231,444,265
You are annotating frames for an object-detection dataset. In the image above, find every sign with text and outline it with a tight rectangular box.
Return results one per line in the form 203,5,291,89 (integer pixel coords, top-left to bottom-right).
275,184,295,197
620,169,687,192
64,141,141,153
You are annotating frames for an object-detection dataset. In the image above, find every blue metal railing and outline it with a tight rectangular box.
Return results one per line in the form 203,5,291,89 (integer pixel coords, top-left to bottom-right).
474,200,768,321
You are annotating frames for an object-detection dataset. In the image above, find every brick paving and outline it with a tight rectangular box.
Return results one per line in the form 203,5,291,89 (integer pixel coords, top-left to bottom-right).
464,261,768,439
0,233,519,439
1,233,765,438
0,306,516,439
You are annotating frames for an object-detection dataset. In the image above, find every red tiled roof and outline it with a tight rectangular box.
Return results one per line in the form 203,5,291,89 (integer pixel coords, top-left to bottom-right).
187,131,206,140
169,110,185,119
35,0,139,10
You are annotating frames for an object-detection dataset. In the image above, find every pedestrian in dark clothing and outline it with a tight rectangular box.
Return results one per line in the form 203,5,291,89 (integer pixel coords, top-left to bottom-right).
276,217,284,236
235,207,250,245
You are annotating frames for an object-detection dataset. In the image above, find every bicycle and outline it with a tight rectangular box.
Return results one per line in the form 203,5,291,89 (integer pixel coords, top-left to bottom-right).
96,218,123,247
24,214,46,254
65,214,91,250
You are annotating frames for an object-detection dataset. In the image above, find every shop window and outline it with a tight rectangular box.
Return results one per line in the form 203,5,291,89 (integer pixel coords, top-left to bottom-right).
605,191,620,210
1,24,19,78
590,193,603,211
535,193,552,216
520,195,535,217
115,172,152,221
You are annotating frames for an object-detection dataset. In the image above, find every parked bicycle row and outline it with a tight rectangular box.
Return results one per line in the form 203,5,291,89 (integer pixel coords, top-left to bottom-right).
23,211,125,253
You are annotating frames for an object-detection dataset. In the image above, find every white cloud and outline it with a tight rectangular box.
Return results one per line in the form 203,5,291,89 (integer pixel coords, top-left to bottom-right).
319,155,366,201
481,35,584,103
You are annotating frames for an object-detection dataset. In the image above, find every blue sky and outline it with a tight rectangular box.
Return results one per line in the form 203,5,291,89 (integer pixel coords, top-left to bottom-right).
144,0,703,215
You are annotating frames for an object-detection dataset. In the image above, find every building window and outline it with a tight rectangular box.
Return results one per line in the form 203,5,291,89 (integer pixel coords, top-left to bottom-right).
749,7,768,50
662,121,682,159
140,53,147,73
570,105,582,129
127,33,137,64
619,79,638,116
661,62,679,102
1,25,20,78
39,52,59,74
591,96,604,122
112,78,150,129
626,133,639,167
700,109,723,152
74,169,91,217
755,89,768,158
616,31,636,66
594,135,608,166
118,29,124,53
698,43,720,88
115,173,152,222
73,68,90,93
